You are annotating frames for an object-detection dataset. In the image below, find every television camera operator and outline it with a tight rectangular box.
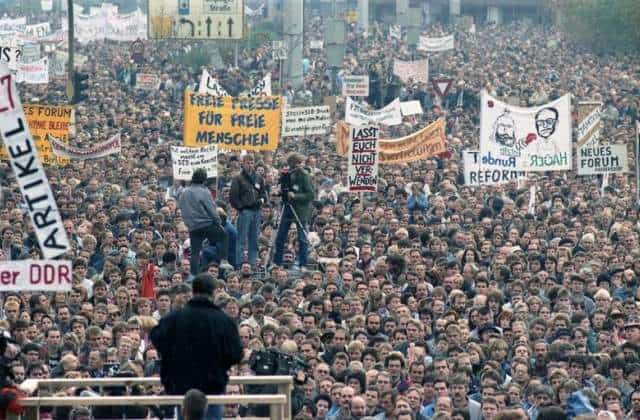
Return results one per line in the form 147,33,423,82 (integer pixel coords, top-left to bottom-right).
273,153,315,268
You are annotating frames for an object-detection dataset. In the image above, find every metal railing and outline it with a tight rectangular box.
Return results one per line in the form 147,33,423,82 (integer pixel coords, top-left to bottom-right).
11,376,293,420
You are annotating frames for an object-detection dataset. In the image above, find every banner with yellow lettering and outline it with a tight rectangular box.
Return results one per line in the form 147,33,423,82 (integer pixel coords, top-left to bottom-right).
336,119,446,164
183,91,282,151
0,104,72,165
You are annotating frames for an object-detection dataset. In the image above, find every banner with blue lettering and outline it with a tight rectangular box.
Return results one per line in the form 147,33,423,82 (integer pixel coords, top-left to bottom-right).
480,91,572,172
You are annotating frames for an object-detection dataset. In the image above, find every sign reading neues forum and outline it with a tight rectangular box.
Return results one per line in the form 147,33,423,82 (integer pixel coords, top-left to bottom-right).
149,0,244,40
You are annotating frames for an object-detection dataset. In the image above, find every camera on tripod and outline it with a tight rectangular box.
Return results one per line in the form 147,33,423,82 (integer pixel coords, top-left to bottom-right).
249,348,308,376
279,168,292,201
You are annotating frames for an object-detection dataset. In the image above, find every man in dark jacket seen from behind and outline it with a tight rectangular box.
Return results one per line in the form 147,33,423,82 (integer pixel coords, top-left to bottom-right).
150,273,243,420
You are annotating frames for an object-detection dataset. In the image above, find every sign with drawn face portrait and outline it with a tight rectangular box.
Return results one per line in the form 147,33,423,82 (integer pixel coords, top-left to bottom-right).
480,90,572,172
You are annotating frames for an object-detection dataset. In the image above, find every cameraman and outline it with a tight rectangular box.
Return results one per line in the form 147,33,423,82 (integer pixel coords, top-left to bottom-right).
274,153,314,268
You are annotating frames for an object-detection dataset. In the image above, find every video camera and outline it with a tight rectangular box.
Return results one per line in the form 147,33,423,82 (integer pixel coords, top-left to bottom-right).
279,168,292,201
249,349,308,376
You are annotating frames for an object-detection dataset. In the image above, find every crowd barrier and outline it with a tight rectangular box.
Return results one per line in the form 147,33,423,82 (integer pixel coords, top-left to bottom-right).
10,376,293,420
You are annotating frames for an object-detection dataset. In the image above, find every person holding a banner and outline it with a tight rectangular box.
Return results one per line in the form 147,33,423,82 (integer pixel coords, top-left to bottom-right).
178,168,227,275
273,153,315,268
230,154,268,268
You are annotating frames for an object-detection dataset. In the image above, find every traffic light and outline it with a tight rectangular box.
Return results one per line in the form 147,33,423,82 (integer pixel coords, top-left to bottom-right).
72,72,89,104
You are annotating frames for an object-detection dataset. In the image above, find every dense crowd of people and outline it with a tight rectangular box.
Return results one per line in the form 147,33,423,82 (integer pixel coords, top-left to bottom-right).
1,2,640,419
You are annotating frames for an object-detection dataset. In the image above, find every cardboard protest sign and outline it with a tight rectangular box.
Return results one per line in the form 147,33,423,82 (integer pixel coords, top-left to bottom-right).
16,57,48,84
21,43,40,63
171,144,218,180
576,102,602,149
0,46,21,70
400,101,423,116
246,73,272,97
49,133,121,160
393,59,428,84
417,34,454,52
342,75,369,97
348,125,379,192
282,105,331,137
0,104,73,166
0,260,72,291
135,73,160,90
0,63,70,258
199,69,229,96
480,90,571,172
577,144,628,175
463,150,525,186
25,22,50,40
183,92,282,152
345,97,402,126
310,40,323,50
338,119,447,165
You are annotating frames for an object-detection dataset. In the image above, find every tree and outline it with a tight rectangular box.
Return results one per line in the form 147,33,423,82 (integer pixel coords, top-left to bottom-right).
554,0,640,54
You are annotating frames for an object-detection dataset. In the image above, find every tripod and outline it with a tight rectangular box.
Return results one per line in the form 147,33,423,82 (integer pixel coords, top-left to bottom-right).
265,200,311,270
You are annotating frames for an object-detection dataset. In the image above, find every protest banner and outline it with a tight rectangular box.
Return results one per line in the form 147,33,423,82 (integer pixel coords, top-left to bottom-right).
310,40,323,50
21,43,41,63
400,101,423,116
1,104,73,166
0,260,72,291
0,63,70,258
49,133,121,160
282,105,331,137
348,125,379,192
199,69,229,96
577,144,628,175
68,8,146,44
16,57,48,84
576,101,602,149
480,90,571,172
342,75,369,97
378,119,446,164
171,144,218,180
0,46,21,70
246,73,272,97
417,34,455,52
463,150,525,186
0,17,26,32
393,59,429,84
183,92,282,152
135,73,160,90
345,97,402,126
25,22,50,40
338,119,447,164
389,25,401,40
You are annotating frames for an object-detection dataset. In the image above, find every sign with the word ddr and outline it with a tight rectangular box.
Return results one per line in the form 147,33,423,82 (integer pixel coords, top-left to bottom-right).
149,0,244,40
0,260,72,291
183,91,281,151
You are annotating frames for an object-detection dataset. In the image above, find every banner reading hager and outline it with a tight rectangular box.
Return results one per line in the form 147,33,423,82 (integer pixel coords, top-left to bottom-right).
337,119,446,165
0,63,70,258
393,59,429,84
348,125,379,192
480,90,572,172
183,92,282,151
346,97,402,126
49,133,121,160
